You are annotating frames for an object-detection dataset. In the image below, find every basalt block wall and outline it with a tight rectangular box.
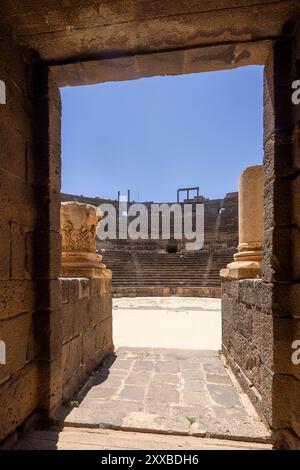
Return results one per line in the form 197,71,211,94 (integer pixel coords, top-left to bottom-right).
222,26,300,450
0,29,114,445
61,278,113,402
222,279,274,425
0,32,62,443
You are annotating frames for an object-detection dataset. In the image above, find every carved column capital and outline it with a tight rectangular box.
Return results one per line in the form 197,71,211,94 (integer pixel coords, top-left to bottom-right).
60,202,111,279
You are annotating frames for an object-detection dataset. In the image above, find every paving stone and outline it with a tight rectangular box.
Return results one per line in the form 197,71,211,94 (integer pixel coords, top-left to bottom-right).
116,349,143,360
203,361,227,375
182,369,205,381
146,403,171,416
181,360,203,371
82,386,119,401
143,351,162,361
70,400,145,429
147,384,179,404
119,385,146,401
183,390,209,406
207,384,243,407
213,405,250,421
205,372,232,385
109,359,134,370
92,373,125,389
133,360,155,372
126,371,152,386
170,405,210,421
151,373,179,385
122,412,189,435
155,361,180,373
56,347,270,442
183,380,206,392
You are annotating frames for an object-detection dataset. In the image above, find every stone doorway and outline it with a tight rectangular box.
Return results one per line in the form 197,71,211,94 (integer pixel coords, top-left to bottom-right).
1,1,300,449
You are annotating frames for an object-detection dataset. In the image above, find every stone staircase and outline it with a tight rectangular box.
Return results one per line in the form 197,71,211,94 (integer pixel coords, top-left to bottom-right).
101,249,235,289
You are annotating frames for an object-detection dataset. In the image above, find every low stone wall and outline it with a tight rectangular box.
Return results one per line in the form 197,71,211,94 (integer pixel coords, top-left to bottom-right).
60,278,113,402
113,286,221,298
221,278,273,425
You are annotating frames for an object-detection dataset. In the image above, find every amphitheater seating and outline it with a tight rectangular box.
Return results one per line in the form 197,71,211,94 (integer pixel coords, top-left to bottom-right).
101,249,235,289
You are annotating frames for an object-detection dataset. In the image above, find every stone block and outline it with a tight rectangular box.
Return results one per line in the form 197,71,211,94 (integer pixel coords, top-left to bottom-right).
0,120,26,180
78,279,90,299
38,356,63,412
292,173,300,229
62,302,73,344
221,293,233,325
251,309,273,371
35,279,61,311
72,300,84,337
28,309,62,362
10,222,26,279
84,296,99,330
33,230,61,279
60,279,69,304
289,283,300,317
1,169,37,228
68,278,80,301
95,317,113,352
0,280,35,319
90,279,101,296
291,226,300,281
61,336,82,384
0,312,32,385
0,222,10,280
272,374,300,439
221,319,231,350
273,429,300,450
62,365,86,402
82,326,96,367
263,226,291,283
0,363,39,441
99,293,113,322
263,132,293,185
264,178,291,230
234,303,252,341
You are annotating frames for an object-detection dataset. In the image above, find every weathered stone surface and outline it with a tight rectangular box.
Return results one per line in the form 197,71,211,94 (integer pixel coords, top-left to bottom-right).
0,313,32,385
0,363,39,441
60,201,112,280
54,347,269,441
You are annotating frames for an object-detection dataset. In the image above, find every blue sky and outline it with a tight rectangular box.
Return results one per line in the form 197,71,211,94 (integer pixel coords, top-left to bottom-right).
61,65,263,202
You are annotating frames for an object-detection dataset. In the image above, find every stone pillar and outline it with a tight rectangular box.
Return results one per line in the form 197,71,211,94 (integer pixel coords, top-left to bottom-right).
220,165,264,279
60,201,111,279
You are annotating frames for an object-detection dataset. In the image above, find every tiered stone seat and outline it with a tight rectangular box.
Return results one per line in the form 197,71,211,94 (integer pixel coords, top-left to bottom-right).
101,249,235,288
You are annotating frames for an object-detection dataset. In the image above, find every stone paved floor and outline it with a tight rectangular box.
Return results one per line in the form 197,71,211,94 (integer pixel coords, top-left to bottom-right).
54,348,270,442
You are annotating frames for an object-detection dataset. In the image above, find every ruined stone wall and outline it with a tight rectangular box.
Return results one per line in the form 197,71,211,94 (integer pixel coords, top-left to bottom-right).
60,278,113,402
264,25,300,450
0,29,114,446
0,30,61,444
222,25,300,450
222,279,274,426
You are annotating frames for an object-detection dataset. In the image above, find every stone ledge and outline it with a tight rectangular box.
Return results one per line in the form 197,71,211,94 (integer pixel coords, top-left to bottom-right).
112,286,221,298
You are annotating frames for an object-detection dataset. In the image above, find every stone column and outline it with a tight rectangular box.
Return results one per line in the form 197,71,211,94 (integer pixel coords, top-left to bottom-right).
220,165,264,279
60,201,111,279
